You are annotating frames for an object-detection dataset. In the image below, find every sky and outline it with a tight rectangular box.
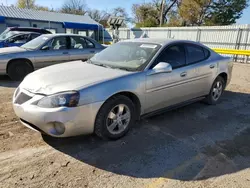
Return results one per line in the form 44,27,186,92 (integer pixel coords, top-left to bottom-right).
0,0,249,25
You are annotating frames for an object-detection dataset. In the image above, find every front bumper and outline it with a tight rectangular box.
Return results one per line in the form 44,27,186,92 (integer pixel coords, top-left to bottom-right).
12,88,104,137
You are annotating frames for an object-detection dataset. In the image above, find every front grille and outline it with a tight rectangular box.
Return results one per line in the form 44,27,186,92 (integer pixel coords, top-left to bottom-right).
15,92,32,105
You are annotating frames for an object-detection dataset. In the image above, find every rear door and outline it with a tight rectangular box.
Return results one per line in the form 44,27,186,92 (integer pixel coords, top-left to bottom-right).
183,43,216,97
69,36,97,61
33,36,70,69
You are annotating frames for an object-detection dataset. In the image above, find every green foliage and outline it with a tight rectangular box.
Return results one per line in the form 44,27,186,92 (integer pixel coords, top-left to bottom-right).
16,0,49,11
16,0,36,9
132,3,159,27
133,0,249,27
205,0,249,25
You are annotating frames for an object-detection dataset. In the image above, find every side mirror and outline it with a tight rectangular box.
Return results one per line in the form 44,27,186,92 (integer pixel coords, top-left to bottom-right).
41,46,49,50
148,62,172,75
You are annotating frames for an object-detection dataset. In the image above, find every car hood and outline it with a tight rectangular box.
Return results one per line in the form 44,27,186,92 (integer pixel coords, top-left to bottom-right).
20,61,132,95
0,46,27,55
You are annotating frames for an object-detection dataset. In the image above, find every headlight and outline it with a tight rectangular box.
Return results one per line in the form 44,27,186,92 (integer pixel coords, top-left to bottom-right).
37,91,80,108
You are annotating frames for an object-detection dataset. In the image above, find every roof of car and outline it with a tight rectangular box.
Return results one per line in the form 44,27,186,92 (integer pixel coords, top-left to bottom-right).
122,38,202,46
41,34,88,37
8,27,51,34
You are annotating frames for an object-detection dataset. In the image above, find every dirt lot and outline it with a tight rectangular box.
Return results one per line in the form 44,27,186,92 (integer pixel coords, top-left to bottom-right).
0,63,250,188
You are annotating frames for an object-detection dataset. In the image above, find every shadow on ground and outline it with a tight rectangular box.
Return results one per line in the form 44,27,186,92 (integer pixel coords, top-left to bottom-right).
43,90,250,181
0,75,20,88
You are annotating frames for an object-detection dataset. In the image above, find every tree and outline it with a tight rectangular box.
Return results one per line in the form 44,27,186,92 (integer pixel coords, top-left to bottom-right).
16,0,36,9
179,0,212,26
132,0,179,27
153,0,179,26
16,0,49,11
60,0,87,15
132,3,159,27
178,0,248,26
87,9,110,27
205,0,248,25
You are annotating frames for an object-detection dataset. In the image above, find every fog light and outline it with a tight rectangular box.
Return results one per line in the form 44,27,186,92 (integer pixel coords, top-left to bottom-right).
50,122,65,135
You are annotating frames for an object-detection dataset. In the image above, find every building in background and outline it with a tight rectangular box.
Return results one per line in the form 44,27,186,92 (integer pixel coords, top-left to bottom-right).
0,5,112,43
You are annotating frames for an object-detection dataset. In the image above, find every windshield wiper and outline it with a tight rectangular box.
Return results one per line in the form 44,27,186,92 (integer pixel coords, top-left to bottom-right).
112,67,134,72
87,60,133,71
89,60,112,69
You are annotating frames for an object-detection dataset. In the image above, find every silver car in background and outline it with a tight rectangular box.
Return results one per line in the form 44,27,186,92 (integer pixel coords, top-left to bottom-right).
0,34,104,80
13,38,233,140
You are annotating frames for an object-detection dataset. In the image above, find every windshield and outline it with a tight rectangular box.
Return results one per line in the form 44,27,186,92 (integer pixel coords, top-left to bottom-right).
0,30,19,40
21,35,49,50
90,42,160,71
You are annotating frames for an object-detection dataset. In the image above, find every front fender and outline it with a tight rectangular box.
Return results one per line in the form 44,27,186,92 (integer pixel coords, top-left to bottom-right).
78,72,146,112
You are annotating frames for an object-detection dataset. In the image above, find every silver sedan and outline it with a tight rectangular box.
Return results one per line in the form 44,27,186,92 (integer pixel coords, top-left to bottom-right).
13,38,233,140
0,34,105,80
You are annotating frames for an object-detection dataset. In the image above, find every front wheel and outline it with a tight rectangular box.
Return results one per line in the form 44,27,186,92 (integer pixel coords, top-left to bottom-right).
7,60,33,81
94,95,136,140
205,76,225,105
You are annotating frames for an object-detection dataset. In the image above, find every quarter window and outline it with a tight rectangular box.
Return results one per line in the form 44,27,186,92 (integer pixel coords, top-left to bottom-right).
85,39,95,48
186,44,206,64
156,45,186,69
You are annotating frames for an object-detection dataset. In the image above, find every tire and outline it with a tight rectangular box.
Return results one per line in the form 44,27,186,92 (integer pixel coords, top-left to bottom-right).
7,60,33,81
205,76,225,105
94,95,136,140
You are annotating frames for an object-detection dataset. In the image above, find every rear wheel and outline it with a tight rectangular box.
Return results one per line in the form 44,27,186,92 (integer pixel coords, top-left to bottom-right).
7,60,33,81
205,76,225,105
94,95,136,140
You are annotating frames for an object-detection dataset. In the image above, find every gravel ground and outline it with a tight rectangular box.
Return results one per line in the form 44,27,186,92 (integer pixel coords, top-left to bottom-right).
0,63,250,188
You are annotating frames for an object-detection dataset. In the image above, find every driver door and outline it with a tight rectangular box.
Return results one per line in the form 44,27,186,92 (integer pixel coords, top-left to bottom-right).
145,44,190,113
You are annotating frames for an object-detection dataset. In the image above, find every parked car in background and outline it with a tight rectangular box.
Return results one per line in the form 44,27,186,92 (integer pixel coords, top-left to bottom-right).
0,27,51,48
0,34,105,80
0,27,52,34
13,38,233,140
0,32,42,48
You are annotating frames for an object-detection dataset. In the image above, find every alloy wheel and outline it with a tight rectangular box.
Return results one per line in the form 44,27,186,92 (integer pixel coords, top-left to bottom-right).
106,104,131,135
212,81,223,101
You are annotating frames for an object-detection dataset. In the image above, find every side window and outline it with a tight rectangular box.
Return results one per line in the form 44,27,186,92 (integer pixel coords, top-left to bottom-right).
204,48,210,59
70,37,95,49
186,44,206,64
85,39,95,48
10,34,29,43
49,37,68,50
156,45,186,69
30,34,40,40
70,36,86,49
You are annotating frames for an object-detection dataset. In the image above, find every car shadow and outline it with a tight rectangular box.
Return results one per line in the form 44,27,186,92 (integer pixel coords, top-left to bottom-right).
0,75,20,88
43,90,250,181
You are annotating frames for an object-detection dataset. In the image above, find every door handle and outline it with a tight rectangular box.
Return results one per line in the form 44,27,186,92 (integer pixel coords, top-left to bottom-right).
210,64,215,69
89,50,95,53
180,72,187,77
62,52,69,55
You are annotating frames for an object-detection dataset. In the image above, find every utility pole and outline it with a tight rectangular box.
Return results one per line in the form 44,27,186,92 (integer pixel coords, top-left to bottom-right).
159,0,165,27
